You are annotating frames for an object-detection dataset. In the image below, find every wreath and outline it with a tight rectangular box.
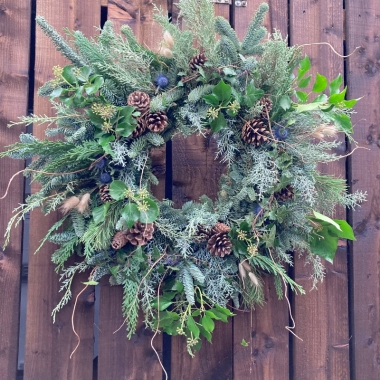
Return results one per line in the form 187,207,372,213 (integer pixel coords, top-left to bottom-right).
2,0,365,356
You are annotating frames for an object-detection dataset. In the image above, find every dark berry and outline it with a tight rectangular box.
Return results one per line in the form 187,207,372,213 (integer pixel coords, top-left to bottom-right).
156,74,169,89
273,126,289,141
99,172,112,184
165,256,180,266
253,204,262,215
95,157,107,169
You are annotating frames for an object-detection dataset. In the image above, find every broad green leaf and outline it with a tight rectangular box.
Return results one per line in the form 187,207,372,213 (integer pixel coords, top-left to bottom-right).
77,66,91,82
210,112,227,132
331,113,353,134
309,226,339,263
329,74,342,95
62,65,77,85
115,121,137,137
121,203,140,228
295,91,308,103
279,95,292,111
163,320,181,336
313,94,328,103
296,101,324,113
198,325,212,343
212,80,232,103
312,73,328,93
191,310,201,317
245,82,264,107
215,304,234,316
50,87,64,98
329,87,347,104
151,296,173,311
334,220,356,240
92,203,110,224
201,314,215,333
297,55,311,79
203,94,219,106
109,180,128,200
241,339,249,347
87,109,105,127
312,210,341,231
298,75,311,88
210,309,228,322
98,134,115,155
320,104,335,112
85,76,104,95
139,198,159,223
186,315,200,339
342,99,358,109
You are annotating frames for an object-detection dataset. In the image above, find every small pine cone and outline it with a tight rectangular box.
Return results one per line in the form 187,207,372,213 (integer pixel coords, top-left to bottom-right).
127,91,150,113
274,185,294,202
99,185,113,203
189,53,207,71
211,222,231,235
131,117,147,138
111,231,128,250
196,225,212,242
147,111,168,133
259,97,273,118
125,222,155,246
242,118,270,146
207,232,232,258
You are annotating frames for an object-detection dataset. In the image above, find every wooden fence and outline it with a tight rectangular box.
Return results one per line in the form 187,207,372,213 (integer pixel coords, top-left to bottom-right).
0,0,379,379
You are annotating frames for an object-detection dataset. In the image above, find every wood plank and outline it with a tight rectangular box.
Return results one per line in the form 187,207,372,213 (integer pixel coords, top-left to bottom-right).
289,1,349,379
170,4,233,380
23,2,101,379
233,2,291,379
346,1,380,379
97,2,166,379
0,1,31,379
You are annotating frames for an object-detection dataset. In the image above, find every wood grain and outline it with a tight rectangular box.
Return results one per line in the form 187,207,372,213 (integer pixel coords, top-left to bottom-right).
97,1,166,379
0,1,31,379
23,1,100,379
233,2,291,379
290,1,350,379
346,1,380,379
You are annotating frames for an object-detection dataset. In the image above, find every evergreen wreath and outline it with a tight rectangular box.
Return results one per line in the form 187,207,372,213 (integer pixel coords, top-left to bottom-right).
2,0,366,356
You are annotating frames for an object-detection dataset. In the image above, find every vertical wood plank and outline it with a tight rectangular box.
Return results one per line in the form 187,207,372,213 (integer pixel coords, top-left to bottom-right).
0,1,31,379
346,1,380,379
24,1,100,379
170,4,233,380
233,2,291,379
97,1,166,379
290,1,350,379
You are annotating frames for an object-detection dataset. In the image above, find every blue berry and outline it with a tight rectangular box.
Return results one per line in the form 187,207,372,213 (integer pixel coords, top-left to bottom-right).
273,126,289,141
253,204,262,215
156,74,169,89
95,157,107,169
165,256,180,266
99,172,112,184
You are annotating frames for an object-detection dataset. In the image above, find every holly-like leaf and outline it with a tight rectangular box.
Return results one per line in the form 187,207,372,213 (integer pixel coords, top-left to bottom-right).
312,73,328,93
98,134,115,155
210,112,226,132
212,80,232,103
139,198,159,223
121,203,140,228
109,180,127,200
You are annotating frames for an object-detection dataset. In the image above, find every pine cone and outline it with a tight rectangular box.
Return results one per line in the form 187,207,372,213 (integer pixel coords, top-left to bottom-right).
274,185,294,202
147,111,168,133
99,185,113,203
242,118,270,146
131,117,147,138
125,222,155,246
127,91,150,113
207,232,232,257
259,97,273,118
189,53,207,71
111,231,128,250
196,225,212,242
212,222,231,235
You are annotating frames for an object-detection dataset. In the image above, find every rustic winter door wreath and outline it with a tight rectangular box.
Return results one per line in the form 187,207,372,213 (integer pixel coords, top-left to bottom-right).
2,0,365,357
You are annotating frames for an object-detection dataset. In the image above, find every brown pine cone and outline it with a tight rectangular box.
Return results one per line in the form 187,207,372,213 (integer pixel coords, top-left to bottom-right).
125,222,155,246
147,111,168,133
111,231,128,250
242,118,270,146
259,97,273,118
196,225,212,242
274,185,294,202
127,91,150,113
207,232,232,257
99,185,112,203
189,53,207,71
131,117,147,138
212,222,231,235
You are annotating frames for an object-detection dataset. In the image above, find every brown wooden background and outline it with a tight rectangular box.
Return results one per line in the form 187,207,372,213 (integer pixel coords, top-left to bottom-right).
0,0,379,379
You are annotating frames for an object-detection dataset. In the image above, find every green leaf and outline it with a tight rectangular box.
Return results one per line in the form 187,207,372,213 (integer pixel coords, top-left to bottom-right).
342,99,358,109
62,65,77,85
77,66,91,82
121,203,140,228
139,198,159,223
296,101,324,113
198,325,212,343
93,203,110,224
186,315,200,339
50,87,64,98
313,94,328,103
212,80,232,103
241,338,249,347
245,82,264,107
279,95,292,111
312,210,341,231
298,75,311,88
210,112,227,132
98,134,115,155
203,94,219,106
329,87,347,104
151,296,173,311
331,113,353,134
87,110,105,127
298,56,311,79
115,121,137,137
215,304,234,316
309,226,339,263
335,220,356,240
85,76,104,95
210,309,228,322
109,180,127,200
201,314,215,333
295,91,308,103
83,280,99,286
329,74,342,95
312,73,328,93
